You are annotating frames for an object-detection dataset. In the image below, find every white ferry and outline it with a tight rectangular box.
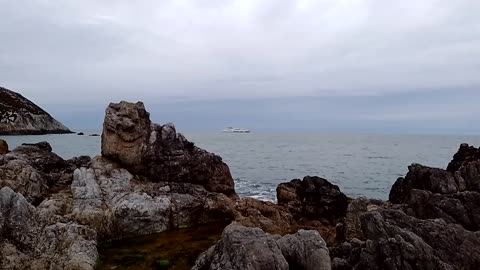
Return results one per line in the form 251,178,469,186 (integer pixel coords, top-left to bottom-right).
222,127,251,133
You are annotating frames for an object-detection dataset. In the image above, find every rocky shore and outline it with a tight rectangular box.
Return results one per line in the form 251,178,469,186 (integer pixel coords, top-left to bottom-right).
1,101,480,270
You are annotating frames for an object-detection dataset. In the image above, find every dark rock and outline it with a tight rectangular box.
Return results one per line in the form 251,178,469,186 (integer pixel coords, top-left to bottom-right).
77,132,85,135
277,176,348,223
192,223,331,270
447,143,480,173
389,164,460,204
0,139,8,155
405,189,480,231
89,134,99,137
0,86,72,135
101,101,236,197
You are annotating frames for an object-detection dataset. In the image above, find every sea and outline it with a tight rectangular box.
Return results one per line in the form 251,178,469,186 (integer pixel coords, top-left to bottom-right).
3,131,480,201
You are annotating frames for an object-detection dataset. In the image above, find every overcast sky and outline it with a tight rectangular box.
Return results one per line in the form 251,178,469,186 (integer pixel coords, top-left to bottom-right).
1,0,480,133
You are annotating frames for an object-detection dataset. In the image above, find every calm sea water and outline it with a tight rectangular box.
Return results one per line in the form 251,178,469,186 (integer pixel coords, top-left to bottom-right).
3,132,480,201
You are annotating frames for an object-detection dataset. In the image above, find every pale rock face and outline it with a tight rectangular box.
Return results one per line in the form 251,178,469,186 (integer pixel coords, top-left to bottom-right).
70,156,235,239
0,86,72,135
0,187,97,270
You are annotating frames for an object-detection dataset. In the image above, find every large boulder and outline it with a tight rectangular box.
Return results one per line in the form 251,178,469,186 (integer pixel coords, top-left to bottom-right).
193,223,331,270
277,176,348,223
0,187,97,270
0,139,8,155
101,101,236,197
0,86,72,135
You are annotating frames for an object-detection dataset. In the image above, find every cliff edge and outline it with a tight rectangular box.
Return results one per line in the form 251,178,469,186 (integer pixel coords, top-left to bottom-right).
0,86,72,135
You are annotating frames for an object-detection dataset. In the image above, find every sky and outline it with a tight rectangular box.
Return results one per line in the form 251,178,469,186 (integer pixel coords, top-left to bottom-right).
1,0,480,133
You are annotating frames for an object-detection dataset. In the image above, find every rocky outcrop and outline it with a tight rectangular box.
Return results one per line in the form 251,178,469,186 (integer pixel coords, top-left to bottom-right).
0,142,76,205
70,156,235,239
447,143,480,173
0,187,97,270
101,101,236,197
330,143,480,270
0,139,8,155
277,176,348,224
193,223,331,270
332,208,480,270
0,86,72,135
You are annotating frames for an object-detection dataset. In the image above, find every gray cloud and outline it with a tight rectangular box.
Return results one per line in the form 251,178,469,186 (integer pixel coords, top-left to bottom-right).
1,0,479,102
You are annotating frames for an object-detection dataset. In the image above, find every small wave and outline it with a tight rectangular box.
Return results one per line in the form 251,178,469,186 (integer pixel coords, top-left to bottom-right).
367,156,393,159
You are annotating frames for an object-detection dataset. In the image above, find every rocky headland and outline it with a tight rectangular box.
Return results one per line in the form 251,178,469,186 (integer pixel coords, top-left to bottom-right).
0,86,72,135
1,101,479,270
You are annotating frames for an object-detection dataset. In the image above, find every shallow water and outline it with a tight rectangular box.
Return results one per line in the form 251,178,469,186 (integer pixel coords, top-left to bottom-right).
97,223,226,270
3,132,480,201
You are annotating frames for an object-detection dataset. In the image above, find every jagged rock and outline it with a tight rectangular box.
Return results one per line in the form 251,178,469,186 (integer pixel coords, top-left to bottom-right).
456,160,480,192
193,223,331,270
447,143,480,173
0,142,74,204
0,86,72,135
101,101,236,197
389,164,461,204
405,189,480,231
332,208,480,270
0,187,97,270
70,156,235,239
0,139,8,155
234,198,295,235
277,176,348,223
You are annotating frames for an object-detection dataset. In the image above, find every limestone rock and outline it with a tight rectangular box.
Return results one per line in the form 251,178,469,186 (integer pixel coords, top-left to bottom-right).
0,187,97,270
0,139,8,155
0,142,74,204
70,156,235,239
277,176,348,223
0,86,72,135
332,208,480,270
101,101,236,197
193,223,331,270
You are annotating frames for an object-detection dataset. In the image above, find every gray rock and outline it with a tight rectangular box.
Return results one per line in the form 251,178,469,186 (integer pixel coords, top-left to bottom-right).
193,223,331,270
101,101,236,197
0,187,97,270
332,208,480,270
70,156,235,239
0,86,72,135
0,142,73,204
